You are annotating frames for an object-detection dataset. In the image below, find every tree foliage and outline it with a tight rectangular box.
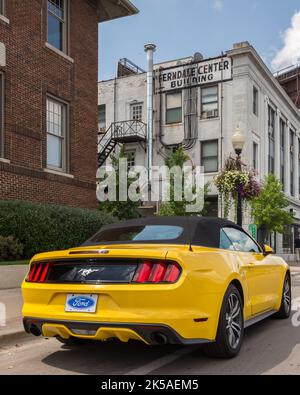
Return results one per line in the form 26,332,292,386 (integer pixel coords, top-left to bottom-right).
251,174,293,233
158,147,210,217
99,146,141,220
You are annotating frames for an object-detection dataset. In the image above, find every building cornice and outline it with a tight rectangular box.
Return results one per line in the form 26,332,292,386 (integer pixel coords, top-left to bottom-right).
227,44,300,120
96,0,139,23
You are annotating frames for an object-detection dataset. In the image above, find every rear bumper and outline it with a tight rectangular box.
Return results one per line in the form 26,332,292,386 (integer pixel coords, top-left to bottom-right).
23,317,212,346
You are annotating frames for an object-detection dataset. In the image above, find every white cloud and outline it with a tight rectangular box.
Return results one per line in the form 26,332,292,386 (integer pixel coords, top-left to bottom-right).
272,10,300,71
213,0,223,12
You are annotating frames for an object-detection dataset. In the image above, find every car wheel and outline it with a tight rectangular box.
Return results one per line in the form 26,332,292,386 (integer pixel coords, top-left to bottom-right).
56,336,92,346
275,274,291,319
203,285,244,359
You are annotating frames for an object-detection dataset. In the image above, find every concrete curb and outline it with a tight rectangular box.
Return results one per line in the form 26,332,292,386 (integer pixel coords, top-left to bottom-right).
0,327,29,346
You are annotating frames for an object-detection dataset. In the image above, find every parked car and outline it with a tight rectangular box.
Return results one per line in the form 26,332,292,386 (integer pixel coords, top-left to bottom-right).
22,217,291,358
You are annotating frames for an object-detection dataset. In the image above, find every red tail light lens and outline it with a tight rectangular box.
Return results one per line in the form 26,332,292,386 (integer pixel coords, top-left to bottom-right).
133,261,181,284
133,261,153,283
27,262,51,283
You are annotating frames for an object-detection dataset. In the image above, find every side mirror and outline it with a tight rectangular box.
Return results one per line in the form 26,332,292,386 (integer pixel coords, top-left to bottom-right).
263,244,274,256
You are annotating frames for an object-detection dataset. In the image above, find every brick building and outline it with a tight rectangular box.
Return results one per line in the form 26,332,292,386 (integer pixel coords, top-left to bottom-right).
276,65,300,110
0,0,138,209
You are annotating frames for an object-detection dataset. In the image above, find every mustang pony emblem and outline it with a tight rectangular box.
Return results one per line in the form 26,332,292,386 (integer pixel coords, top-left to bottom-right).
99,250,109,254
78,269,100,277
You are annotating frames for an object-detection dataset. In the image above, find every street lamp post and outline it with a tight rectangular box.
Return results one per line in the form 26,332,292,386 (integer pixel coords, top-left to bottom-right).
232,126,246,227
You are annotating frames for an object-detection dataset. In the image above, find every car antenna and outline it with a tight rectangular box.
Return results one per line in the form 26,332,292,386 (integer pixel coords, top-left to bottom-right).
186,217,193,252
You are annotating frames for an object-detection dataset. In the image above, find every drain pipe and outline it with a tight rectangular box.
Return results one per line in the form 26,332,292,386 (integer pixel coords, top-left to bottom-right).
144,43,156,192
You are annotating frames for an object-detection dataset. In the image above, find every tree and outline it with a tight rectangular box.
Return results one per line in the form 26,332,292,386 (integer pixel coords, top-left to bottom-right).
251,174,293,241
98,146,141,220
158,147,210,216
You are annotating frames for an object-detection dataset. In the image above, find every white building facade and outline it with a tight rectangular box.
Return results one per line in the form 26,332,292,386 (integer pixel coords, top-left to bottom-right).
98,42,300,259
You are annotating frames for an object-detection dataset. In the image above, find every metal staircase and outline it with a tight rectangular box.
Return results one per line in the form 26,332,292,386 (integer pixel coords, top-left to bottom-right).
98,120,147,167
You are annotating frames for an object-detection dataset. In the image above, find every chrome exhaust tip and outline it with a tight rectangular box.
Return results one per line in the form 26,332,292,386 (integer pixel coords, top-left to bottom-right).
151,332,168,345
29,324,42,337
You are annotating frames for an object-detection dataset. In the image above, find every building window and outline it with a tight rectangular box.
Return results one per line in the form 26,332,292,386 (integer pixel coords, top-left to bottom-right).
290,130,294,196
253,86,258,115
0,0,5,15
205,196,219,217
47,97,67,170
125,150,136,172
253,142,258,171
201,140,218,173
130,103,143,121
166,92,182,124
201,86,218,119
98,104,106,134
268,106,275,174
0,73,3,157
280,119,285,187
47,0,68,53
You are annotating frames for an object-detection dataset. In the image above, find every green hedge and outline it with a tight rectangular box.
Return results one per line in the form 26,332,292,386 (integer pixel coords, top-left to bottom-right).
0,201,116,259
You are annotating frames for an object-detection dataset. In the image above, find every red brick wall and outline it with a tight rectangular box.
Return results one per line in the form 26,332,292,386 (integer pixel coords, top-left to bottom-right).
0,0,99,209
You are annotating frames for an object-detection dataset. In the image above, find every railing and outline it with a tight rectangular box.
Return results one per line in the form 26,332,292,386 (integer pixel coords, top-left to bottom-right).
98,120,146,154
275,64,300,80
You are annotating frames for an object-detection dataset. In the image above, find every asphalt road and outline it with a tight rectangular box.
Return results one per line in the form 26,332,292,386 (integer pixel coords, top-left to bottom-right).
1,274,300,376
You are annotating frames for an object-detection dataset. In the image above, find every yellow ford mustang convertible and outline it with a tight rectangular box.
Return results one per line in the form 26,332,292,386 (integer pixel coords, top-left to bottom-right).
22,217,291,358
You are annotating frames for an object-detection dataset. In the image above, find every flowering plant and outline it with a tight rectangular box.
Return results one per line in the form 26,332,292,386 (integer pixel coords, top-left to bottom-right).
214,157,261,219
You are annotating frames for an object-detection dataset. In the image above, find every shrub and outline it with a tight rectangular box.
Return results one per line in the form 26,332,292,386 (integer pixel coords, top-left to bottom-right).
0,236,24,262
0,201,116,259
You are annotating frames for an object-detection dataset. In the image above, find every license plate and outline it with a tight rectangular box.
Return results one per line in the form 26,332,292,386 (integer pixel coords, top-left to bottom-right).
65,294,98,313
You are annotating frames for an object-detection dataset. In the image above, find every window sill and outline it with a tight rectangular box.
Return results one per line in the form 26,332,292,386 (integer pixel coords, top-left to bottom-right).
0,15,10,24
200,117,219,122
45,43,74,63
0,157,10,164
203,172,219,176
165,122,183,127
44,168,74,179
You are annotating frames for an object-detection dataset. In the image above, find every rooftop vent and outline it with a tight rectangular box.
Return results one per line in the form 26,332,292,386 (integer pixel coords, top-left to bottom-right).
194,52,204,62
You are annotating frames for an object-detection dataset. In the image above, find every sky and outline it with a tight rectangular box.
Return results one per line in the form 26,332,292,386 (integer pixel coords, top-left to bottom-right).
98,0,300,81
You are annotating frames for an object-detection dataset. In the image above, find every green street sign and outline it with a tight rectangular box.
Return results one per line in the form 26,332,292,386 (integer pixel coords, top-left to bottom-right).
249,224,258,241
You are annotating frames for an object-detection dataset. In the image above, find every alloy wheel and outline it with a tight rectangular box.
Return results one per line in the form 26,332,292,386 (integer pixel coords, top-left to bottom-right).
283,279,291,314
225,293,243,350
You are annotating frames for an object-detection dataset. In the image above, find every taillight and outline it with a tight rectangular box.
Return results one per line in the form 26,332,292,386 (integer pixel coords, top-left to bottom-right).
27,262,51,283
133,261,181,284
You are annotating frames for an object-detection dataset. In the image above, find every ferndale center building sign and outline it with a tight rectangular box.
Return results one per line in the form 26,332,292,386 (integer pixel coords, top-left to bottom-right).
157,56,232,92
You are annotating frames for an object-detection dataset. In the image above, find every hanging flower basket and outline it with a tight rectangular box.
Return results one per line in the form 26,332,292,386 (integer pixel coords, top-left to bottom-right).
214,157,261,219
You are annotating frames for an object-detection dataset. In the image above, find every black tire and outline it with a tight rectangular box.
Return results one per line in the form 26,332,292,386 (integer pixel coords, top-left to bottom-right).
203,285,244,359
56,336,92,346
274,274,291,319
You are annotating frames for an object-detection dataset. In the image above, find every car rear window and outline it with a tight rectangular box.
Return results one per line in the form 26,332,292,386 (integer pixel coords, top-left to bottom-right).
90,225,184,243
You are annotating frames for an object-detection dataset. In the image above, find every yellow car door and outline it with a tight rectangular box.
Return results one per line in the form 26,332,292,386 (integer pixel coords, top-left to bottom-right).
244,251,282,315
222,227,281,316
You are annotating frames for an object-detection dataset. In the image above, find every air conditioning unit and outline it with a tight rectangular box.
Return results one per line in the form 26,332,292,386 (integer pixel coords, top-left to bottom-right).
203,109,218,118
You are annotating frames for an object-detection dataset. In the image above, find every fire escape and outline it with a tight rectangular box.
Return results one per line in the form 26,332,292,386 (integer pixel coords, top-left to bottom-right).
276,65,300,109
98,120,147,167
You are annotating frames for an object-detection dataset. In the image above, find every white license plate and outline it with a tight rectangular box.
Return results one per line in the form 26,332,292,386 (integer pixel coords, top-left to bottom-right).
65,294,98,313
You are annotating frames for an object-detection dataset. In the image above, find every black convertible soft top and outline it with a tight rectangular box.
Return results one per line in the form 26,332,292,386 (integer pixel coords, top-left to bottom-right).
83,217,245,249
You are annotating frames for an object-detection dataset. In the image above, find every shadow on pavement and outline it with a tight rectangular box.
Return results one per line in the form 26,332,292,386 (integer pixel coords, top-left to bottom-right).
42,278,300,375
41,316,300,375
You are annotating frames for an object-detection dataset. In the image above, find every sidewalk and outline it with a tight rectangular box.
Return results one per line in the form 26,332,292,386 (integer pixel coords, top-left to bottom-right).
0,288,26,344
0,266,300,346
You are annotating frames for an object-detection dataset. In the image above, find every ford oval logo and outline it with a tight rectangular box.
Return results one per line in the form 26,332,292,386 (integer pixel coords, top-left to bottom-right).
67,297,95,309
